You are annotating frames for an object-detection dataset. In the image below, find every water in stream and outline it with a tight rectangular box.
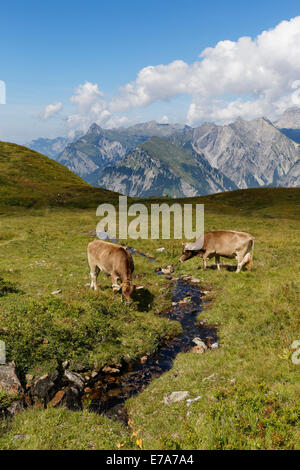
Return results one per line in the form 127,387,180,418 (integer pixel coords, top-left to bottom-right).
88,277,217,422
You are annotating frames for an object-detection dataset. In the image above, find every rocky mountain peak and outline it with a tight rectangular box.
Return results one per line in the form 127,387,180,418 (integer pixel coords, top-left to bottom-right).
86,123,104,135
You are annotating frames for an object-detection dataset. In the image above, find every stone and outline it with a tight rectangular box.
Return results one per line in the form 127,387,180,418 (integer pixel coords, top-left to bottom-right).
48,386,82,411
13,434,28,441
161,266,174,274
156,247,165,252
0,363,23,396
51,289,62,295
192,338,207,349
210,342,219,349
163,391,189,405
202,373,215,382
192,346,205,354
31,370,61,404
102,366,120,374
64,370,85,391
140,356,148,364
7,400,25,416
191,278,201,283
186,396,202,406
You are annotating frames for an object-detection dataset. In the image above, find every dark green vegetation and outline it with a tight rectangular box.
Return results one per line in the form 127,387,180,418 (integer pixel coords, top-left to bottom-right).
0,144,299,450
0,142,118,208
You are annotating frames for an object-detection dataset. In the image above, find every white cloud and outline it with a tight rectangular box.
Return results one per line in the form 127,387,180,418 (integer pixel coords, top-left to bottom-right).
39,101,63,120
108,16,300,125
56,16,300,133
66,82,110,131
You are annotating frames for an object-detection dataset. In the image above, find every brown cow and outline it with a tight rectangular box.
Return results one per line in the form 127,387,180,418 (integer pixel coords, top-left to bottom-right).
179,230,254,273
87,240,135,301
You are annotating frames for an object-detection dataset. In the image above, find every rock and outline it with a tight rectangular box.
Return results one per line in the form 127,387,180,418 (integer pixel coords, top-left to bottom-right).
140,356,148,364
192,346,206,354
13,434,28,441
161,266,174,274
48,386,82,411
51,289,62,295
192,338,207,349
0,363,23,396
163,391,189,405
31,371,61,404
7,400,24,416
156,247,165,252
210,342,219,349
202,373,215,382
186,396,202,406
62,360,69,370
102,366,120,374
191,278,201,283
64,370,85,391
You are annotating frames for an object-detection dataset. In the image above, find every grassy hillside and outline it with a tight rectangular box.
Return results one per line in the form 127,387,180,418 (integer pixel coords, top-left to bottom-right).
142,186,300,219
0,142,119,208
0,187,299,450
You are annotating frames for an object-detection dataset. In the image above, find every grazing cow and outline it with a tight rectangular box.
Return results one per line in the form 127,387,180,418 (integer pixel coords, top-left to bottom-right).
87,240,135,301
180,230,254,273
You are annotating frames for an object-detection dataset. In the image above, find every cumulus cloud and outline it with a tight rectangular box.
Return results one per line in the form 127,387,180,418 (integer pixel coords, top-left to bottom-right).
109,16,300,125
65,81,131,132
39,102,63,120
60,16,300,132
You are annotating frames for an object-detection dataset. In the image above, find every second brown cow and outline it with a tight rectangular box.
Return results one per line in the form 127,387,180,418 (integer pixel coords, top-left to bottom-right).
180,230,254,273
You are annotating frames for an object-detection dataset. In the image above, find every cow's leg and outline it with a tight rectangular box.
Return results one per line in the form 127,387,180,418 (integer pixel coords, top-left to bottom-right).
202,251,211,270
90,264,99,290
215,255,221,270
236,253,244,273
111,273,120,300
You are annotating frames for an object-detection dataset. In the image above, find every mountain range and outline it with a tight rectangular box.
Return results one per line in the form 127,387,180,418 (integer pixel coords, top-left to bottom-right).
25,107,300,197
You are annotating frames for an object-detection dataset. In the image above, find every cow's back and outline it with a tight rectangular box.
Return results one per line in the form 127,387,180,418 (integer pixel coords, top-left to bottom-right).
88,240,134,278
204,230,253,256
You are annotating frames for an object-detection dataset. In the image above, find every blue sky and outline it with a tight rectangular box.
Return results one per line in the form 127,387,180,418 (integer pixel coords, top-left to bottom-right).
1,0,300,142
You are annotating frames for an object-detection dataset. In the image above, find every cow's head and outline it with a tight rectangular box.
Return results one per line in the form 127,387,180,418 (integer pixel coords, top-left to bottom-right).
122,280,136,302
179,243,199,263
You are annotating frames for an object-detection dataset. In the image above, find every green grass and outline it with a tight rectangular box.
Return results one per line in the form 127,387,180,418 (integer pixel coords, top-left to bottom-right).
0,408,137,450
0,187,299,449
0,141,119,208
